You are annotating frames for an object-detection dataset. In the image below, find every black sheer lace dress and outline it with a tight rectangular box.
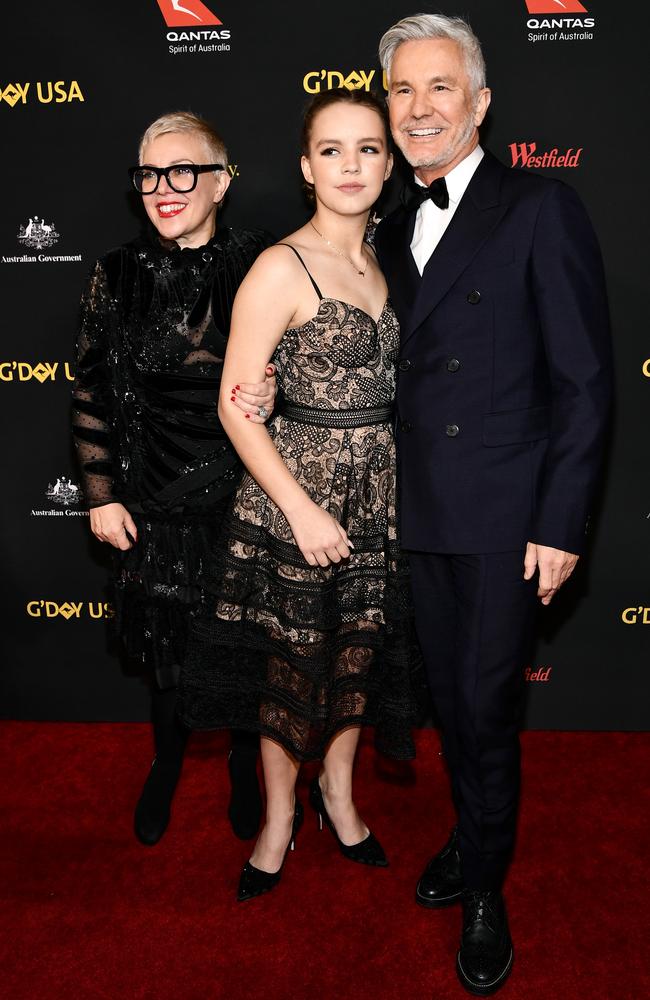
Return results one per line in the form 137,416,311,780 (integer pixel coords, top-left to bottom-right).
179,250,421,761
72,227,272,688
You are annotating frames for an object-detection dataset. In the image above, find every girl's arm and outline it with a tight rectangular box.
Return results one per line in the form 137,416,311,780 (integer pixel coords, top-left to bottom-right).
219,248,350,568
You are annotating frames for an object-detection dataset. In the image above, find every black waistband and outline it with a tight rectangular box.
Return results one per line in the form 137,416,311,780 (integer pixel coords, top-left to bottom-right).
282,402,392,428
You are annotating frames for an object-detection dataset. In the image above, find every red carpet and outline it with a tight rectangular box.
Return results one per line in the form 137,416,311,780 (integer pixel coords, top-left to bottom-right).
1,724,648,1000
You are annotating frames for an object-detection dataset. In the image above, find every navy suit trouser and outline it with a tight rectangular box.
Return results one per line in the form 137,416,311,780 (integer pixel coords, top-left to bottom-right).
408,549,537,891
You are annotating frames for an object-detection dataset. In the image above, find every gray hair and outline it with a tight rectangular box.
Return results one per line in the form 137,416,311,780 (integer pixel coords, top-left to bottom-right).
378,13,486,95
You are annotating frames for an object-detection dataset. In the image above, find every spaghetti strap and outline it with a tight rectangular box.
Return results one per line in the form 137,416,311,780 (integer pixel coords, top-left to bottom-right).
277,243,323,300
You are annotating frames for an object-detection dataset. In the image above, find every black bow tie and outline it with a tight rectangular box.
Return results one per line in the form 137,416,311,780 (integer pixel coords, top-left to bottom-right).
401,176,450,213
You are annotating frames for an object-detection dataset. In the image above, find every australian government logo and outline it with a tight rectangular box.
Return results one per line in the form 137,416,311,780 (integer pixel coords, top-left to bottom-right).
32,476,87,518
2,217,82,265
156,1,231,55
524,1,595,44
18,217,60,250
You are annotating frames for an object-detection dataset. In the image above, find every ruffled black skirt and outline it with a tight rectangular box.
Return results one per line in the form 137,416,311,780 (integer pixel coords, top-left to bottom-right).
179,515,423,761
113,501,230,689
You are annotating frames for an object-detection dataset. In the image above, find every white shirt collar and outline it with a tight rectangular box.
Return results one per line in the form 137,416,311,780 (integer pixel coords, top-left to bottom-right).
414,145,484,205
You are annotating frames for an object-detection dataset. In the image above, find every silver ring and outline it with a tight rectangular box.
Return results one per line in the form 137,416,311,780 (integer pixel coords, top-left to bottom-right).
258,405,268,418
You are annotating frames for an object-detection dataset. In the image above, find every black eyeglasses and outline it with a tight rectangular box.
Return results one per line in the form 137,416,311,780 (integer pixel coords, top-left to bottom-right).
128,163,225,194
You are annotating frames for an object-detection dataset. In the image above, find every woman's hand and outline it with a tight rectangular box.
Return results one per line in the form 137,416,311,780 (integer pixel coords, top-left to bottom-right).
89,502,137,551
229,363,277,424
286,500,352,568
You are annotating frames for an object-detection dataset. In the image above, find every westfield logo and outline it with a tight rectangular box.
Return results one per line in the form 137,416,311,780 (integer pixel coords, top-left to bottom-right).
509,142,583,169
525,666,553,681
524,1,587,11
156,0,221,26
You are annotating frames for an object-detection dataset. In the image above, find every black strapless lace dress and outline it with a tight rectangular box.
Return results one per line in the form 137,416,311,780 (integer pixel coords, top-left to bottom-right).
179,264,420,761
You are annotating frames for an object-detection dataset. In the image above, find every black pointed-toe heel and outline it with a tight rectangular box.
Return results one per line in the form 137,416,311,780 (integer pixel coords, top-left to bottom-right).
309,776,388,867
236,800,303,902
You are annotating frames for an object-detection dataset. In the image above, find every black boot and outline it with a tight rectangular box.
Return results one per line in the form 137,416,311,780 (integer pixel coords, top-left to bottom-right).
228,730,262,840
134,687,188,846
456,890,513,995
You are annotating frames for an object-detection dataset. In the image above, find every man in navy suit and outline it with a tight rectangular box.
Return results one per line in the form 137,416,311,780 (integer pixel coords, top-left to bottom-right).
375,13,612,994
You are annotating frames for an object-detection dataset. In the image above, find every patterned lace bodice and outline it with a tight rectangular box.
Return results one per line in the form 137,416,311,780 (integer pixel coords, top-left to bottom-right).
272,298,399,411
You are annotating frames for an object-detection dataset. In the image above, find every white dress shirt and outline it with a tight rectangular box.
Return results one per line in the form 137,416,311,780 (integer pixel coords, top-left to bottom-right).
410,145,485,275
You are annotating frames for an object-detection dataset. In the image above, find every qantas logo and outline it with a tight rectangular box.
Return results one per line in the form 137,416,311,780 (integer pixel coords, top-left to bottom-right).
156,0,222,26
525,0,595,43
524,1,587,11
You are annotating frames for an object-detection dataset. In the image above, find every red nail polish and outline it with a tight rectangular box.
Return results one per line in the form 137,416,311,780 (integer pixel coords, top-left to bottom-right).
235,385,240,390
230,396,235,402
245,413,250,419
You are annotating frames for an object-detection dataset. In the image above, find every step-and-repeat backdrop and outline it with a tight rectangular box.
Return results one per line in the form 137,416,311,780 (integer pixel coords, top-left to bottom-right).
1,1,647,728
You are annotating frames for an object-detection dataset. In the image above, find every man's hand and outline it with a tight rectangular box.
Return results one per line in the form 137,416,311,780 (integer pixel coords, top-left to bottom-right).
89,502,137,551
229,363,277,424
524,542,579,605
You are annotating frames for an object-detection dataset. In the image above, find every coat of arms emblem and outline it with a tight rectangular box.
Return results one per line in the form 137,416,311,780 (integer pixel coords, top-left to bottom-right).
18,217,60,250
46,477,83,507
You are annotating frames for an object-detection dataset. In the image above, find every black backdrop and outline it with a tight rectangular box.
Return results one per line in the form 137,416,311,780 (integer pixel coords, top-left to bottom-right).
1,1,647,729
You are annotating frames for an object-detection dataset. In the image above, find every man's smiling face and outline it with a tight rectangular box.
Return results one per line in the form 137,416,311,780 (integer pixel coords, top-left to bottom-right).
388,37,490,182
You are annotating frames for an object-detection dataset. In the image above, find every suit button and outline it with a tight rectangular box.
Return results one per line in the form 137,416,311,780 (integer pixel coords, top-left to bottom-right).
446,358,460,373
467,290,481,304
398,359,411,372
400,420,412,433
445,424,460,437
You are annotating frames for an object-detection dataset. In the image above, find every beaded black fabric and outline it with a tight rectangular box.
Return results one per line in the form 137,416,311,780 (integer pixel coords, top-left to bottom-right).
72,227,272,686
179,288,421,761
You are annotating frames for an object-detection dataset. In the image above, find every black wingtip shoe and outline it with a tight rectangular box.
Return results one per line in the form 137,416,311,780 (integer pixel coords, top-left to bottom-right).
415,825,465,908
456,890,513,996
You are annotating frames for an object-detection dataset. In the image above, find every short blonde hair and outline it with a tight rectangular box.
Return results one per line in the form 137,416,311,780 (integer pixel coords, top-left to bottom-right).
138,111,228,167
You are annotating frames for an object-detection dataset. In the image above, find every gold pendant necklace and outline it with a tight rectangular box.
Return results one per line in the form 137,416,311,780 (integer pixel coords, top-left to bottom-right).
309,221,367,277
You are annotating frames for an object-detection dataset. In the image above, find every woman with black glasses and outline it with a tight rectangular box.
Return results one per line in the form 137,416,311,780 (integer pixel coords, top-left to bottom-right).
72,111,274,847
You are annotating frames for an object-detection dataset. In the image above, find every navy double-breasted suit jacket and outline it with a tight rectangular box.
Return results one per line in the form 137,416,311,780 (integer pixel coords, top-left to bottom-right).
375,151,612,555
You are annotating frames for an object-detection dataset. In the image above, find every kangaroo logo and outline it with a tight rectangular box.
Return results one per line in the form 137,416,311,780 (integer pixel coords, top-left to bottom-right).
524,1,587,12
46,477,83,507
18,216,60,250
155,0,222,26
